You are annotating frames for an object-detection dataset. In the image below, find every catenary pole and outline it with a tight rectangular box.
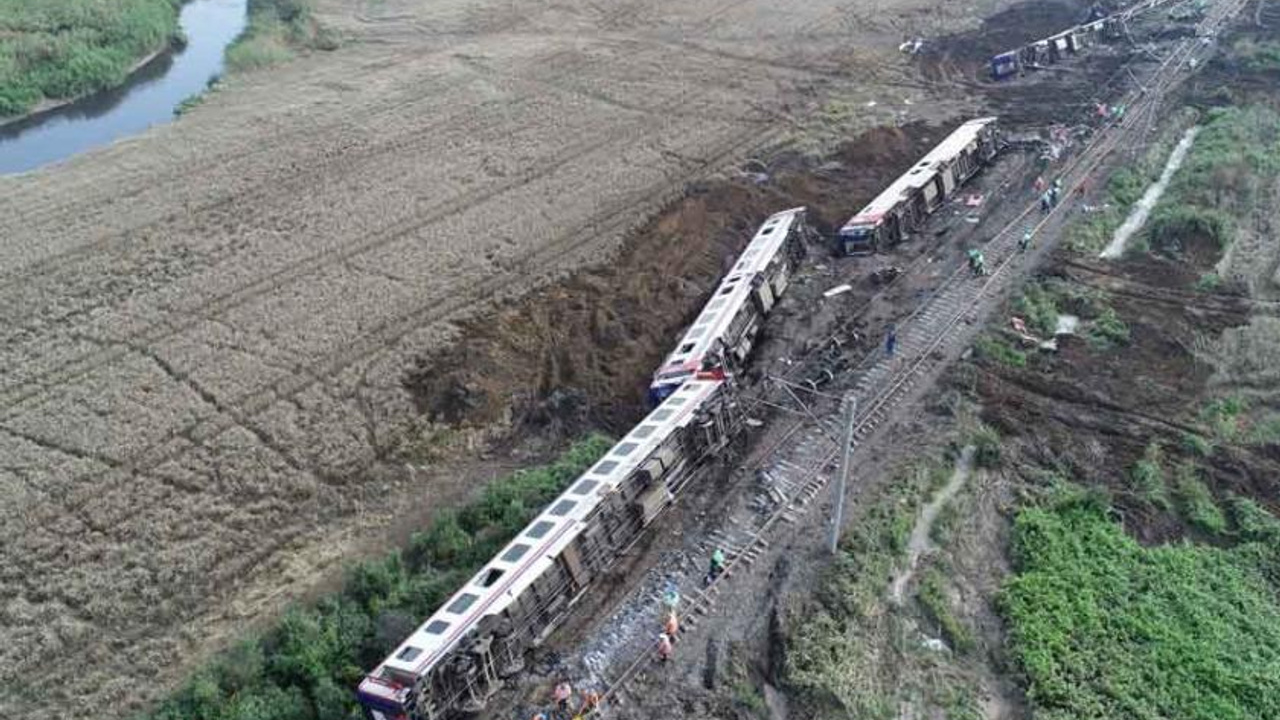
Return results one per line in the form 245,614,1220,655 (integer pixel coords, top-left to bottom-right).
829,395,857,554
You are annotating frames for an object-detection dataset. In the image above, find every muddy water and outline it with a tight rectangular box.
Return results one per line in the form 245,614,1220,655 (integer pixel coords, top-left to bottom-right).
0,0,247,175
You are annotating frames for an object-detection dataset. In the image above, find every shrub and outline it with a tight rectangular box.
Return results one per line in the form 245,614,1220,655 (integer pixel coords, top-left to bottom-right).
918,570,976,654
1086,307,1130,349
970,423,1002,469
974,335,1026,368
1014,283,1059,336
1001,498,1280,720
1129,442,1169,508
1174,465,1226,535
0,0,181,115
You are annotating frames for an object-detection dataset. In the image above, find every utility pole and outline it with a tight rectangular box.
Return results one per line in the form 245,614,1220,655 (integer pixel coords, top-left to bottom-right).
829,395,857,554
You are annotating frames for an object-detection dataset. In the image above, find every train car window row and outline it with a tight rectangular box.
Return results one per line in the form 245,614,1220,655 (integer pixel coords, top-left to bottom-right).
447,593,479,614
550,500,577,517
501,543,532,562
526,521,555,539
570,479,599,495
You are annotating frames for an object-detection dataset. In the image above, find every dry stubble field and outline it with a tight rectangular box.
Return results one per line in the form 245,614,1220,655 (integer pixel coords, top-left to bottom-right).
0,0,1011,715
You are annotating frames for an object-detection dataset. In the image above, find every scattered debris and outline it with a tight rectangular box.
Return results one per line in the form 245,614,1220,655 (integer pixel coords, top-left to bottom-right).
824,284,854,298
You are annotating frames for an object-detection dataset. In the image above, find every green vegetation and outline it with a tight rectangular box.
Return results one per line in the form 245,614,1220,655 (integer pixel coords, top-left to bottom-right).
1173,463,1227,535
1194,272,1223,292
1231,38,1280,73
227,0,337,73
1146,106,1280,257
917,569,975,654
1001,493,1280,720
1201,395,1246,442
1064,159,1166,254
1129,441,1169,508
0,0,181,116
1014,283,1059,336
969,423,1002,470
1085,306,1130,349
1180,431,1214,457
1246,413,1280,447
144,435,612,720
973,334,1026,368
785,458,951,717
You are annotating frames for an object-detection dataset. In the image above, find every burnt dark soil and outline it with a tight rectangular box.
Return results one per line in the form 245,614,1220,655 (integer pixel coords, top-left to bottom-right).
405,123,943,436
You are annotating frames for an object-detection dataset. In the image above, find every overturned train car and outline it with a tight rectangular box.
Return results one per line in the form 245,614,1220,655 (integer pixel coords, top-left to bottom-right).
357,379,741,720
837,117,1000,256
649,206,808,404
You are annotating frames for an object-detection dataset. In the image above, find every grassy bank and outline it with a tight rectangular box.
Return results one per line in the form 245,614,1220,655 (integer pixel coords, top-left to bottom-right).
1001,491,1280,720
141,435,612,720
226,0,337,73
0,0,182,116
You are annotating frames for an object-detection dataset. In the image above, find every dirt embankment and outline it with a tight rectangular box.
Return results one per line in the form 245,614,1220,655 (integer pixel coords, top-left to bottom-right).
405,125,938,435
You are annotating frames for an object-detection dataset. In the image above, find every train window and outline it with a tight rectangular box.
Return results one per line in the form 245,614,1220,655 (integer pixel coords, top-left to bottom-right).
447,593,479,614
396,646,423,662
759,226,775,235
719,286,733,296
708,299,726,310
614,442,640,456
527,521,555,539
571,479,599,495
650,409,674,422
475,568,505,588
425,620,450,634
632,425,656,439
501,543,532,562
550,500,577,516
666,397,687,406
679,343,695,353
593,460,619,475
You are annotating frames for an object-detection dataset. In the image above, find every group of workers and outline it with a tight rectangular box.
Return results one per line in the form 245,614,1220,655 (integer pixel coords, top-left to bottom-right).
529,549,728,719
530,682,601,720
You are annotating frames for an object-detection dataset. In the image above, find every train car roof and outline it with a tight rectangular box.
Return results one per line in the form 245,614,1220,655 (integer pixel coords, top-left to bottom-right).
367,379,726,685
841,117,997,229
655,207,805,376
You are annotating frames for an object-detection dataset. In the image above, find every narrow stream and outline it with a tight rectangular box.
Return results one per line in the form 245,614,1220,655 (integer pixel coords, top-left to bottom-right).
1099,126,1202,259
0,0,248,176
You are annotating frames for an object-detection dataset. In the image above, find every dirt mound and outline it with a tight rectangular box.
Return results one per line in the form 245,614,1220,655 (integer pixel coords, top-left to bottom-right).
406,124,940,434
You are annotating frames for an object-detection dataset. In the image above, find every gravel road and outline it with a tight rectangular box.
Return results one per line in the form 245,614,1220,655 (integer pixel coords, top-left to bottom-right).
0,0,1012,715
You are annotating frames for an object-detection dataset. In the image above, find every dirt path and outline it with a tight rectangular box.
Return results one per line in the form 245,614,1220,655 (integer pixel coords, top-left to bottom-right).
889,444,974,603
0,0,1030,715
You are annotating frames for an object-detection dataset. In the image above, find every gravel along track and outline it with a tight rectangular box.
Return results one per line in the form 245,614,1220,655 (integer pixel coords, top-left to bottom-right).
1,0,1035,716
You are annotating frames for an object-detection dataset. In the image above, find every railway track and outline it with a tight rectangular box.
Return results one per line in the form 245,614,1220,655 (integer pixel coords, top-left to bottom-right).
591,0,1248,708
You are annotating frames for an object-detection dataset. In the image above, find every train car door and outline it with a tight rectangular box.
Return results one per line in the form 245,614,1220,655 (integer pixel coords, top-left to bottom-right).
940,164,957,195
558,543,590,589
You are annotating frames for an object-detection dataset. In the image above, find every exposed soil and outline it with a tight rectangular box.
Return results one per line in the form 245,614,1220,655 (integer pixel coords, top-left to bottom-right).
404,124,940,433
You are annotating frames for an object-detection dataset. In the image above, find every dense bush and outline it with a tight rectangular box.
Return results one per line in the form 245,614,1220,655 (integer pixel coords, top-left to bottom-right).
973,334,1026,368
1001,496,1280,720
144,434,612,720
0,0,181,115
226,0,338,73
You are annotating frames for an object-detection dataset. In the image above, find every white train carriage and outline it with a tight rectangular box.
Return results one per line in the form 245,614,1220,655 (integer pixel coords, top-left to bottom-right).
648,207,808,404
837,118,1000,256
357,379,739,720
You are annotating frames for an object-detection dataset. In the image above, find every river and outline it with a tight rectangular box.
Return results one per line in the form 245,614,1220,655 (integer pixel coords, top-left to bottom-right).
0,0,248,176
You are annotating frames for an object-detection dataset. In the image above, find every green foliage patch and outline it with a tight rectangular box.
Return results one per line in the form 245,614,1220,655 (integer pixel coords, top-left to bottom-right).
1146,106,1280,256
0,0,181,116
1128,441,1169,508
974,334,1026,368
1001,495,1280,720
917,569,976,654
226,0,338,73
144,434,612,720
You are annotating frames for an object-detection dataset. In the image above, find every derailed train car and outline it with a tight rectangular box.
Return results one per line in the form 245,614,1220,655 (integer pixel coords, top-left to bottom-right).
357,379,741,720
648,207,808,404
837,117,1001,256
